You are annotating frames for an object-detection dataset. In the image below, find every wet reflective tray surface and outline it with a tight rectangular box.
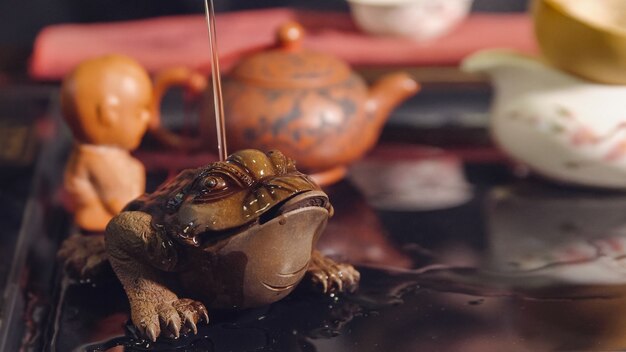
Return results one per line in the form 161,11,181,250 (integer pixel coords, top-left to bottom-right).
5,87,626,352
52,173,626,352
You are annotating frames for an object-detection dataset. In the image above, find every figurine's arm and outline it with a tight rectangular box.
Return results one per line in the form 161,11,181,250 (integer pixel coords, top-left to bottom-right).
105,211,207,341
64,149,115,231
86,153,145,216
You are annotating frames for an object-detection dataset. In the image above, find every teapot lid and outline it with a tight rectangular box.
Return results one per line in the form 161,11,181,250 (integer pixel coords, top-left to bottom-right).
231,22,352,88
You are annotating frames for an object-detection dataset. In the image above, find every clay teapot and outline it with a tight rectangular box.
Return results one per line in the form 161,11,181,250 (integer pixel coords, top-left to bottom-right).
203,22,420,185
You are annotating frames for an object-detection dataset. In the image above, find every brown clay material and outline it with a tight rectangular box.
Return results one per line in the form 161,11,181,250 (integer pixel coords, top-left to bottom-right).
61,54,152,232
308,250,360,294
57,232,109,278
149,67,208,151
309,165,348,186
104,149,360,341
204,22,420,185
61,55,207,232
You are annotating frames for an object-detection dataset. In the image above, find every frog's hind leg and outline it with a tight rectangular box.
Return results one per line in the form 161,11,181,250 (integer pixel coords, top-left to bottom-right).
58,232,109,280
307,250,360,294
105,211,208,342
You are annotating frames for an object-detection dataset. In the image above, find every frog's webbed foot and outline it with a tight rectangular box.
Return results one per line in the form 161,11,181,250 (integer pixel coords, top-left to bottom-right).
57,233,109,279
307,250,360,294
106,211,208,342
132,296,209,341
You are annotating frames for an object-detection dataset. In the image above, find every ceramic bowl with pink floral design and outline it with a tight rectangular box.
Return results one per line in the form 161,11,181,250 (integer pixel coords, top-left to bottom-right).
463,50,626,189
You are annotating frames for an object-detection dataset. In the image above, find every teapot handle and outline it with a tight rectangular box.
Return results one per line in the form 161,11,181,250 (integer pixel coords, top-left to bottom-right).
149,67,208,151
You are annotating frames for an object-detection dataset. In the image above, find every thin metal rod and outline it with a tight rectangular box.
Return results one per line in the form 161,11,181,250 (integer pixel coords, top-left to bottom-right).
204,0,228,161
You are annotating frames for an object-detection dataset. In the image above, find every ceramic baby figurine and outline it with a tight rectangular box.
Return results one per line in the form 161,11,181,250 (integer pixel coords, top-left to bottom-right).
105,149,360,341
61,54,152,232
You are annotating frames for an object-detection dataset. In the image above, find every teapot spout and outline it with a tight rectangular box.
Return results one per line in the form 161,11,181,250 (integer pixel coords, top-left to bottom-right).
367,72,420,128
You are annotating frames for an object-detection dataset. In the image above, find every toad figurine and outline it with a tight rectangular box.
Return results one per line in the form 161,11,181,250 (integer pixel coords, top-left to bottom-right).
105,149,359,341
61,54,152,232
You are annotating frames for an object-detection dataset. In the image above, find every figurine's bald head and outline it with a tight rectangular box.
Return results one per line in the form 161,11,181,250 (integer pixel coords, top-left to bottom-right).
61,54,152,149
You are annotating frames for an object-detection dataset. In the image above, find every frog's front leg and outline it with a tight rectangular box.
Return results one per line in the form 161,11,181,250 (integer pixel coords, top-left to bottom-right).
105,211,208,342
307,250,360,294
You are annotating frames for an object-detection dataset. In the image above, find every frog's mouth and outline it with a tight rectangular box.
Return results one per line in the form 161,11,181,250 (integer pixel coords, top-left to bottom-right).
259,190,332,225
229,190,332,307
195,190,331,246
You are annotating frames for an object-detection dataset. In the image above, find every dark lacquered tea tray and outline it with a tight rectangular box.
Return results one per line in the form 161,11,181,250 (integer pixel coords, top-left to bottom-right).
4,85,626,352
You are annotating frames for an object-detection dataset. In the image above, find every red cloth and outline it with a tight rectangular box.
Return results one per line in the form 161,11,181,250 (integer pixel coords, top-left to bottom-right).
30,8,537,80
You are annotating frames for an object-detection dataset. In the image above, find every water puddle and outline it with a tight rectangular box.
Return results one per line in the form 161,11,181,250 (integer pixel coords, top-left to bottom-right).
39,261,626,352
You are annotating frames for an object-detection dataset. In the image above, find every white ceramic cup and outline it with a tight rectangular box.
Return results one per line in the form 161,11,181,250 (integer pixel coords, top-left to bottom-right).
347,0,473,41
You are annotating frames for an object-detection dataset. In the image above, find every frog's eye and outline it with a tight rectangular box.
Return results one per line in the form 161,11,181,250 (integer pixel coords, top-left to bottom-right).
194,174,239,203
202,176,227,191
